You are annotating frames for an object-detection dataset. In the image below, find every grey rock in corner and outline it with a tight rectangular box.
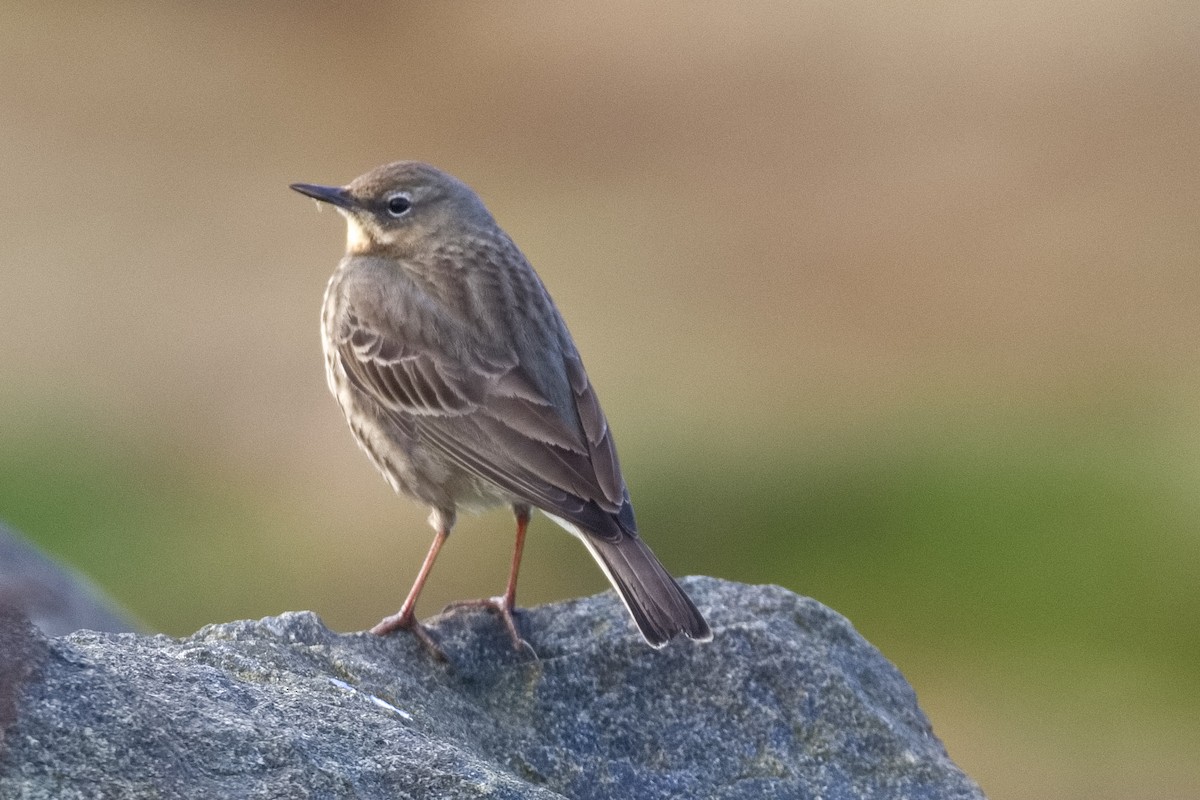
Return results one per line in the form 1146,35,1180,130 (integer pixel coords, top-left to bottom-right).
0,577,985,799
0,523,140,637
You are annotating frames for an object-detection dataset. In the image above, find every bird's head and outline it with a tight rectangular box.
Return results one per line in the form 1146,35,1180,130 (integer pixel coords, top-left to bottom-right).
291,161,495,257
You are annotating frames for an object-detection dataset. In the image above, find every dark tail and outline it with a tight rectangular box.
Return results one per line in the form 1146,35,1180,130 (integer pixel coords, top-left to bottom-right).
583,534,712,647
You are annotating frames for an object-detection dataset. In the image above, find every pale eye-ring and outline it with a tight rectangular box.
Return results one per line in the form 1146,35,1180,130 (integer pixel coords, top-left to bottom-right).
386,193,413,217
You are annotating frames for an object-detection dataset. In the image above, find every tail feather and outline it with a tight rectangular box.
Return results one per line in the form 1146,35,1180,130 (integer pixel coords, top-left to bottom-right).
582,534,712,647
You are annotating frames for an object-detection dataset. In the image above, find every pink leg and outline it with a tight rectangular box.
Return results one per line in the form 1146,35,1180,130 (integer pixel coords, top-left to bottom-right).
444,504,532,652
370,524,450,660
502,504,529,611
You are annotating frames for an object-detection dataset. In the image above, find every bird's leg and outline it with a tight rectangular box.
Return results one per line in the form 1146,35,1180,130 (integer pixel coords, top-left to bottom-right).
500,504,530,613
444,504,533,654
371,515,452,661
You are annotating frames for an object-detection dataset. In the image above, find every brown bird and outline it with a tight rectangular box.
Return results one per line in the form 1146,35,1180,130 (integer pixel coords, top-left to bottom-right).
291,162,711,658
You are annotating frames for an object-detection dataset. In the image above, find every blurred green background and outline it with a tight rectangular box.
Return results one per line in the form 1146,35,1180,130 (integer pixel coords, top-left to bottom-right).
2,3,1198,797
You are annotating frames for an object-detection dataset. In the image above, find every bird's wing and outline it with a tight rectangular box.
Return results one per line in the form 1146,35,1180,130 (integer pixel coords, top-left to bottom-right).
334,300,632,540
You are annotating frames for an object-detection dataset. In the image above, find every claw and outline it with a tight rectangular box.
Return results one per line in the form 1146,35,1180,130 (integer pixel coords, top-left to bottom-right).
444,596,536,657
370,612,449,662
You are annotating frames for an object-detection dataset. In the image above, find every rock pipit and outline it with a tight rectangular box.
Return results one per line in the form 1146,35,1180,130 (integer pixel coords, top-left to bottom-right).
291,162,711,658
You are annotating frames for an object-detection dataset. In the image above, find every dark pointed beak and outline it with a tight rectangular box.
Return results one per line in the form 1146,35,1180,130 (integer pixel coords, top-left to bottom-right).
289,182,357,210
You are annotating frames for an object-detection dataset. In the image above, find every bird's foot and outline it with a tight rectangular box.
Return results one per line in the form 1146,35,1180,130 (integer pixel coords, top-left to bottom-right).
443,595,537,658
369,611,449,662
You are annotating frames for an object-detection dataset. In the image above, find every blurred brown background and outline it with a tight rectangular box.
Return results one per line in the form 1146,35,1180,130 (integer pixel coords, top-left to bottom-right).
2,3,1198,797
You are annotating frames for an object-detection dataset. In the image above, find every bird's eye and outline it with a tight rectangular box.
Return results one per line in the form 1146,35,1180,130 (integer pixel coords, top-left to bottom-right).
385,193,413,217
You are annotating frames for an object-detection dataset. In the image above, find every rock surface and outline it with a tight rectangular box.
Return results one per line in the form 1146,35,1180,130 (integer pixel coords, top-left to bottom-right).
0,523,140,637
0,577,984,799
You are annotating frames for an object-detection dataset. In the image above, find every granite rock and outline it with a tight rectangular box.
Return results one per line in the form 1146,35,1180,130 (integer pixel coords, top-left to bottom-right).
0,523,140,637
0,577,984,799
